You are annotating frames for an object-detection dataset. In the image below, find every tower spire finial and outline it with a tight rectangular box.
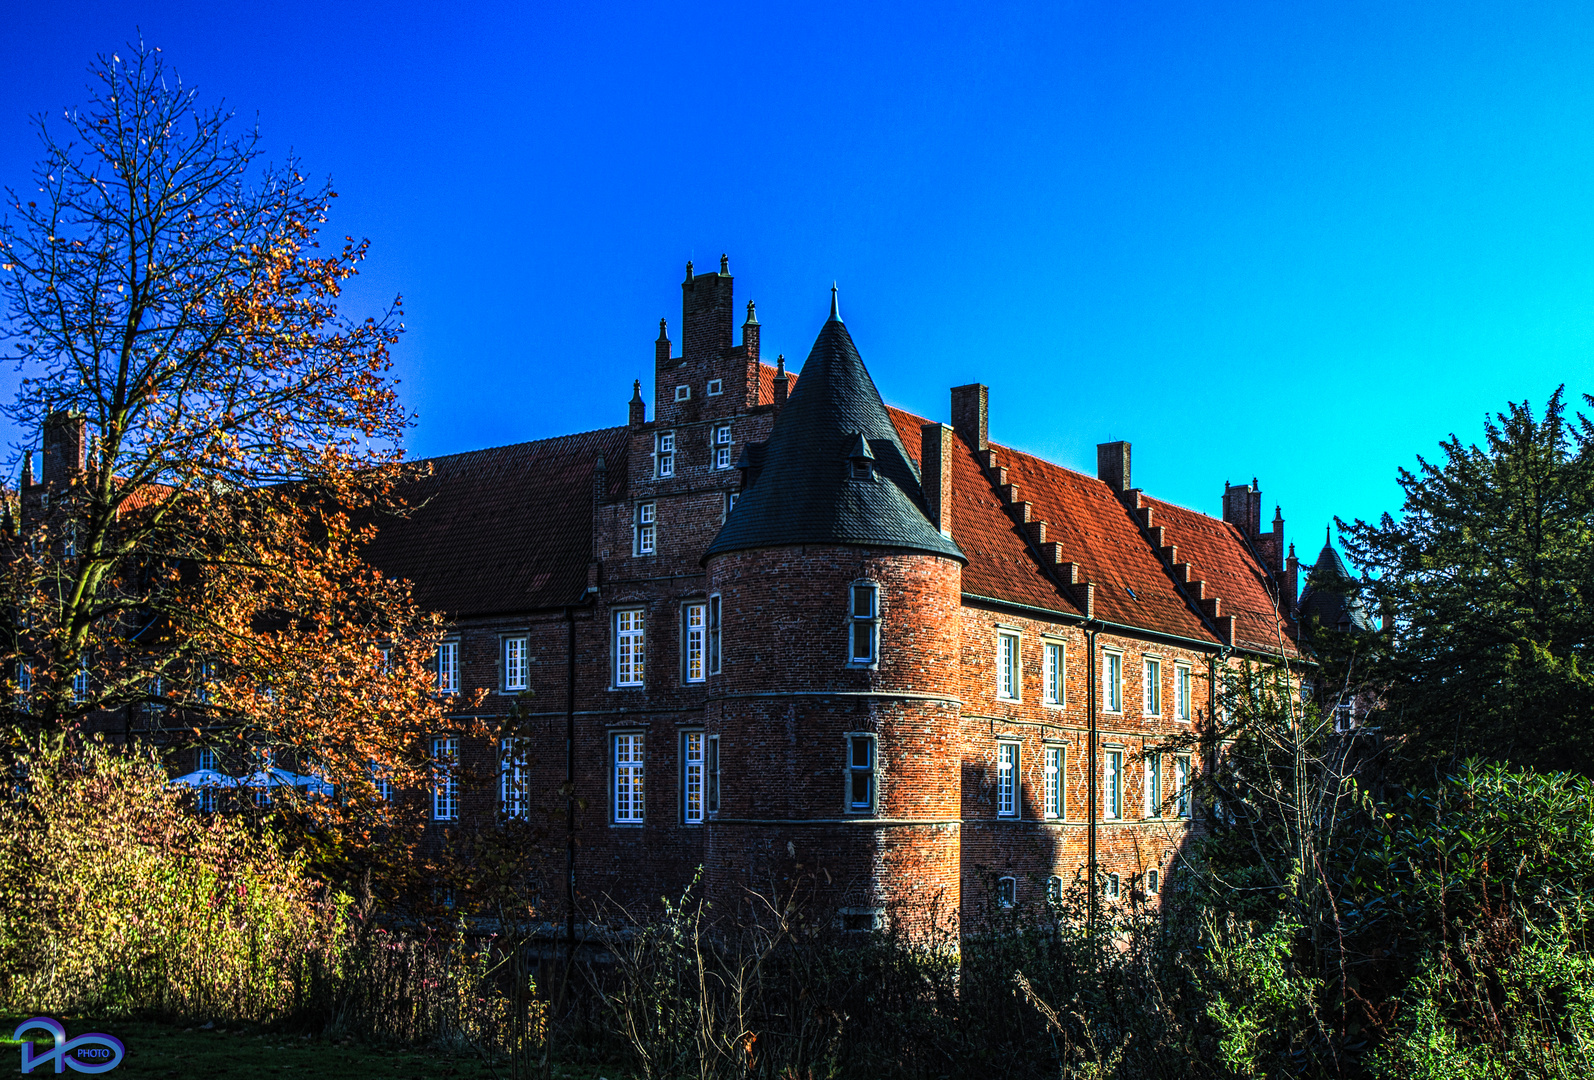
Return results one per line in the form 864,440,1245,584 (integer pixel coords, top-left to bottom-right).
1325,523,1331,547
830,282,841,322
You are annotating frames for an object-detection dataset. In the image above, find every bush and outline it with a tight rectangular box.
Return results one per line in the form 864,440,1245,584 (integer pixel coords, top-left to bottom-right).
0,737,346,1020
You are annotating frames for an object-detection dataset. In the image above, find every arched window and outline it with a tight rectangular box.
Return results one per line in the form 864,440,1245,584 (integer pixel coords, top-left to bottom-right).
997,876,1017,908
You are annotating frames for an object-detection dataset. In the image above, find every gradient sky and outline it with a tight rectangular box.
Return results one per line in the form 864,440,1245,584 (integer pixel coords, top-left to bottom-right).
3,1,1591,565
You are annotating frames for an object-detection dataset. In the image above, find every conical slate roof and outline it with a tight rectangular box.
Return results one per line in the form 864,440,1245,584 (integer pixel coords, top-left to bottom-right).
705,305,965,563
1298,539,1373,632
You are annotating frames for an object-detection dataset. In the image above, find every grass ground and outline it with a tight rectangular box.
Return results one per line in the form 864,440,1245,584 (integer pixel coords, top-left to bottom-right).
1,1016,622,1080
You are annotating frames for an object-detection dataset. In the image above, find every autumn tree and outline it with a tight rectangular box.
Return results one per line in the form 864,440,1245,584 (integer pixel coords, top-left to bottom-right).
1340,389,1594,776
0,43,464,882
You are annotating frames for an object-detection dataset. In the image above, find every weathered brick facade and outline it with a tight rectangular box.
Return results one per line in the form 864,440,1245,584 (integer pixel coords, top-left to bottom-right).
339,261,1304,933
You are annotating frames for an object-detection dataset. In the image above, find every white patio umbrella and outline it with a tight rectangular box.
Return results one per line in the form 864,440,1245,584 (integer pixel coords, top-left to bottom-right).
238,768,334,796
169,768,239,788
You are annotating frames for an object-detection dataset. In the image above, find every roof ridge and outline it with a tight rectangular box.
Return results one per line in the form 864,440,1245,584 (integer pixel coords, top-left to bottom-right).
405,424,630,467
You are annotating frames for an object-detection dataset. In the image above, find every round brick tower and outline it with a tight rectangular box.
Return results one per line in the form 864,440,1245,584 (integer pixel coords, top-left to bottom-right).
702,292,966,936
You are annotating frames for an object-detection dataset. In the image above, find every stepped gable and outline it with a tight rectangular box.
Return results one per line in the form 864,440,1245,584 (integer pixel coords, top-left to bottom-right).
994,447,1215,641
1298,540,1373,633
1143,496,1301,655
885,406,1075,613
706,308,964,562
362,426,629,618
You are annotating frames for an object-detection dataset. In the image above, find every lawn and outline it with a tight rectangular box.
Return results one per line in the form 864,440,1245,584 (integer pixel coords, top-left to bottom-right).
2,1017,621,1079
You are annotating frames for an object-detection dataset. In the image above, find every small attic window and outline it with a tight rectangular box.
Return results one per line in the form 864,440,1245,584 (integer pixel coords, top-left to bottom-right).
851,459,873,480
675,385,690,402
706,379,723,396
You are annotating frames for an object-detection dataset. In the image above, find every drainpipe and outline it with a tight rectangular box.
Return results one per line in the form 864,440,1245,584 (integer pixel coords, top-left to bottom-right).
562,605,578,998
1086,623,1099,939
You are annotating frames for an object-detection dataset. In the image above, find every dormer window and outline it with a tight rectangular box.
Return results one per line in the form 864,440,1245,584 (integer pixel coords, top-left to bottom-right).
845,433,875,481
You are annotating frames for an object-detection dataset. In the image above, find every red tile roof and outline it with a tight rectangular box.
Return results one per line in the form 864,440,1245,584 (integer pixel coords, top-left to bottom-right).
1142,496,1297,654
885,405,1297,656
756,362,797,405
362,426,629,618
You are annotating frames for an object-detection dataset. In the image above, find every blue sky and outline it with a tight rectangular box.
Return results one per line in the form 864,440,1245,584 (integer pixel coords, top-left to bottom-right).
3,1,1590,563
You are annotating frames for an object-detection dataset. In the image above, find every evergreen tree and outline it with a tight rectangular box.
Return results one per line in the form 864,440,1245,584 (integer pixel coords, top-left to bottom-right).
1340,388,1594,775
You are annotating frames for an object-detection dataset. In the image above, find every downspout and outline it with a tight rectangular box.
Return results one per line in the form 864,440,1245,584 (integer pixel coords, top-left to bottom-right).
564,605,577,978
1086,622,1099,940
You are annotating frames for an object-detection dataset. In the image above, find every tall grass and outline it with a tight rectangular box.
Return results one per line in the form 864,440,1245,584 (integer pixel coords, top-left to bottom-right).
0,737,542,1065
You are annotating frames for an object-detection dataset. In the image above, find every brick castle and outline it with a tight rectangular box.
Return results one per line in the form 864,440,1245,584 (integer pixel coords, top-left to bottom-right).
350,256,1305,932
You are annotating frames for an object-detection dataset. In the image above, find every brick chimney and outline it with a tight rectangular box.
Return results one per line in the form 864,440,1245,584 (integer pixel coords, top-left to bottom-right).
920,422,954,537
951,384,988,451
1097,441,1131,493
655,319,671,370
682,256,734,362
42,410,87,486
1222,479,1262,538
742,301,760,365
629,381,646,428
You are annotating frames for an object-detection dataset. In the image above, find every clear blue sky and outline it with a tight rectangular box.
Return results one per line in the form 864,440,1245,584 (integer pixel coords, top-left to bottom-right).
3,1,1590,562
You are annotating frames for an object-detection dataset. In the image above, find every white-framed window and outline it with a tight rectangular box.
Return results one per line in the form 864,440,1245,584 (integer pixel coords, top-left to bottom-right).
1175,755,1191,818
1043,745,1063,819
724,491,739,519
1104,872,1121,900
849,582,879,665
635,502,657,555
1175,664,1192,722
708,595,722,675
847,734,875,813
996,741,1019,817
1146,869,1160,896
1145,752,1162,817
195,659,212,705
655,431,676,476
1335,703,1353,732
502,635,528,693
682,730,705,824
1047,875,1063,903
714,424,733,469
1104,748,1123,819
1043,641,1063,705
1103,651,1123,712
997,876,1017,908
72,655,90,703
436,640,459,695
997,631,1020,700
500,738,528,818
197,746,216,772
613,732,645,824
615,609,646,687
706,379,723,396
432,735,458,821
706,734,720,814
674,385,690,402
1144,657,1162,716
683,603,707,683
